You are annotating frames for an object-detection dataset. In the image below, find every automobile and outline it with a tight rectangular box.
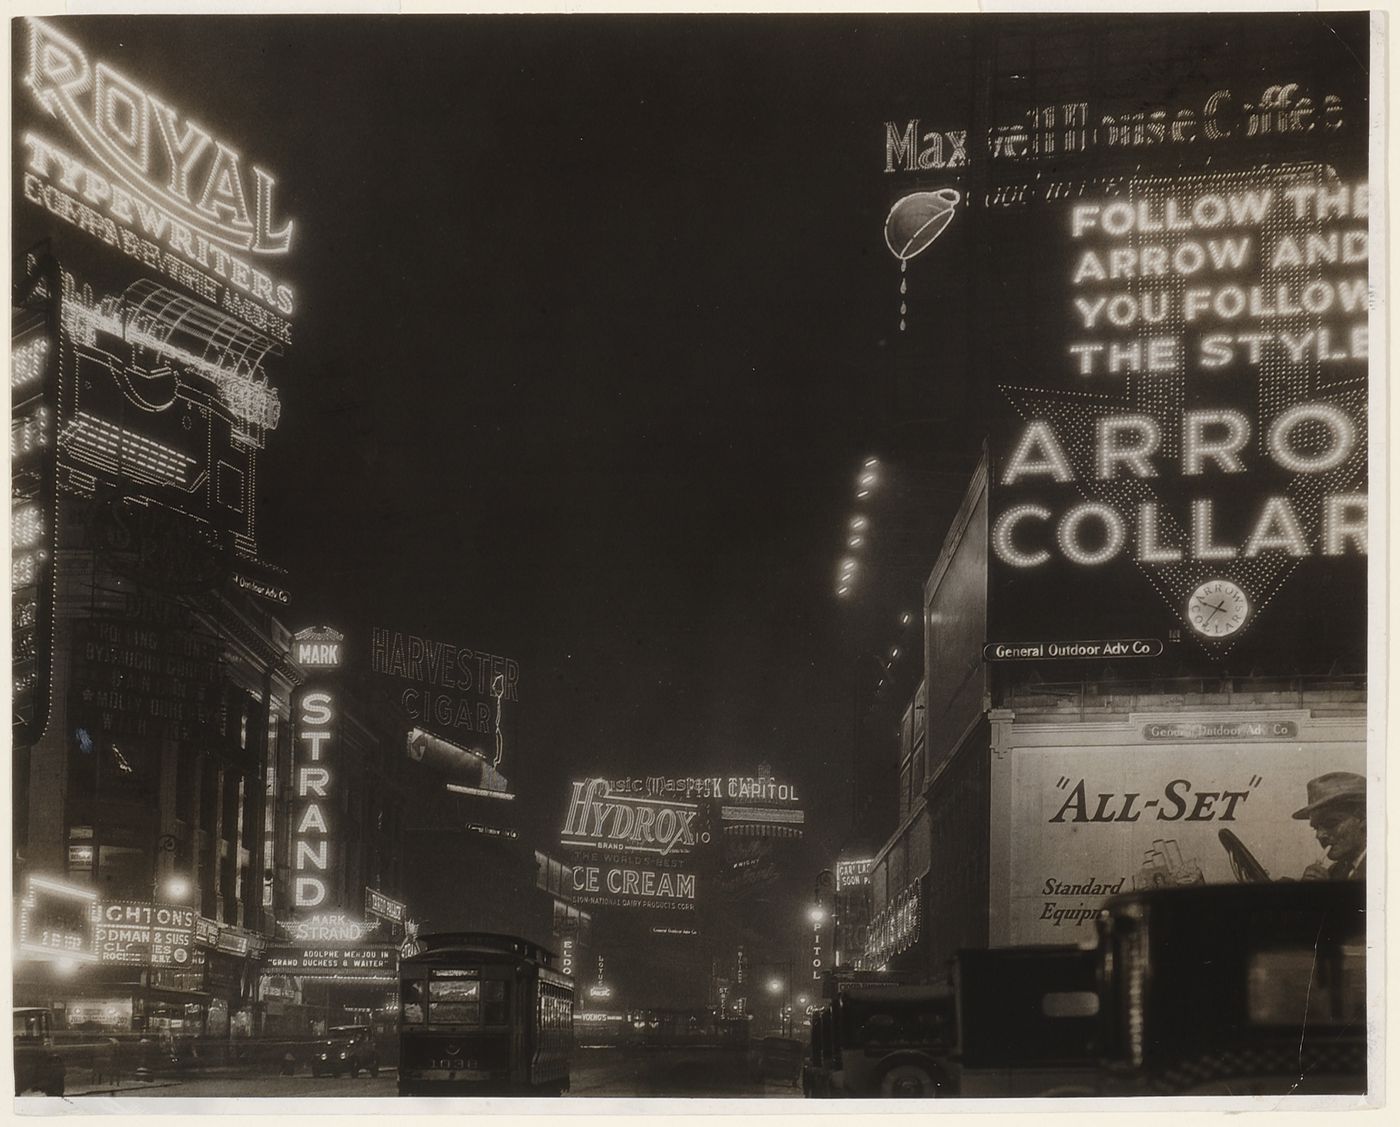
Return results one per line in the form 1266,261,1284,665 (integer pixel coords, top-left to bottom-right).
805,880,1365,1099
311,1025,380,1078
805,983,955,1096
1095,879,1366,1095
952,945,1102,1096
14,1008,66,1096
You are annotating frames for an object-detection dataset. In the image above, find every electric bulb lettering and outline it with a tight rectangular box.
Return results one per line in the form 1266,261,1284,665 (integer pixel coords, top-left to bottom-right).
20,19,297,342
293,688,336,909
991,163,1368,645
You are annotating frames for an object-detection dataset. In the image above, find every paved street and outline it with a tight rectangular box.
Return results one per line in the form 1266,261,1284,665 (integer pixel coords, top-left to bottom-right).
50,1048,788,1099
569,1047,780,1096
96,1072,398,1098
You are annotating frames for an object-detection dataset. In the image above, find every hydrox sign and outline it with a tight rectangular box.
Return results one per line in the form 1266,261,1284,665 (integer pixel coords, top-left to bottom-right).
561,779,703,856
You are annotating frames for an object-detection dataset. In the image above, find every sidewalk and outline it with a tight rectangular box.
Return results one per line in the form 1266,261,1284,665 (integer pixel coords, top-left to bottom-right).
54,1079,184,1098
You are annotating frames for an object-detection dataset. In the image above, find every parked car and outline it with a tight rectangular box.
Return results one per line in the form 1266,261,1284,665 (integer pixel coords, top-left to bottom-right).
311,1025,380,1078
14,1008,66,1096
800,981,956,1096
805,880,1366,1099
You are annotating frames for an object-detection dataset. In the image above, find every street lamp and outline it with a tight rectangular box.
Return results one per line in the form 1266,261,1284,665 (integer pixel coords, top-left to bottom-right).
160,875,192,901
764,975,794,1037
142,872,194,1034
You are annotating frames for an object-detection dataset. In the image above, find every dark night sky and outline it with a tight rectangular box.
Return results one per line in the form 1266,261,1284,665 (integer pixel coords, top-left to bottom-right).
246,17,921,845
15,15,979,982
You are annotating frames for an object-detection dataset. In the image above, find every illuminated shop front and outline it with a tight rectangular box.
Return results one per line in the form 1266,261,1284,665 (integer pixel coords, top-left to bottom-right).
11,874,257,1036
861,14,1369,977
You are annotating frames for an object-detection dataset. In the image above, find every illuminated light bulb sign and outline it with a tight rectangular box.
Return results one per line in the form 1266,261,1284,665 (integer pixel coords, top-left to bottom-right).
24,19,293,255
19,19,297,342
561,779,702,856
884,188,960,332
991,415,1367,566
18,875,99,961
371,627,520,756
990,160,1367,652
294,625,344,670
292,686,338,909
12,268,58,747
885,84,1346,177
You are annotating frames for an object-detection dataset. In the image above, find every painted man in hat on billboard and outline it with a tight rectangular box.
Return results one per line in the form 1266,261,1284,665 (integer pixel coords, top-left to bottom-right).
1294,771,1367,881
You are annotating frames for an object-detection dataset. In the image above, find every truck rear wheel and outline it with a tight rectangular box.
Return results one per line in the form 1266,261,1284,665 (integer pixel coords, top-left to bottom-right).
879,1063,940,1097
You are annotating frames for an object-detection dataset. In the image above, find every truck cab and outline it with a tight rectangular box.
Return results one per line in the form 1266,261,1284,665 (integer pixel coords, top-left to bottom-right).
1095,880,1366,1095
951,945,1102,1096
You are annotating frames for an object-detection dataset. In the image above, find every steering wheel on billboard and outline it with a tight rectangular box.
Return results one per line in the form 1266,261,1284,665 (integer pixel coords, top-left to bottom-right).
1218,828,1271,883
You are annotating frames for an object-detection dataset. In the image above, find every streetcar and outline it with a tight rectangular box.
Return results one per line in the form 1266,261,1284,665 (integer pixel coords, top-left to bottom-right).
397,933,574,1096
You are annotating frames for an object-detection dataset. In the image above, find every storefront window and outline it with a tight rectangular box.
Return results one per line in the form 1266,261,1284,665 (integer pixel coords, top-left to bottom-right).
65,999,132,1031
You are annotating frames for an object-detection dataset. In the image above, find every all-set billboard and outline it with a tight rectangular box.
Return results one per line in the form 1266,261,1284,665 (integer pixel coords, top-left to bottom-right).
996,722,1364,946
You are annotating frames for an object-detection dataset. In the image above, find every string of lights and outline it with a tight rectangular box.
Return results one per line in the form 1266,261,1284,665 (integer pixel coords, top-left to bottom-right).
836,457,880,598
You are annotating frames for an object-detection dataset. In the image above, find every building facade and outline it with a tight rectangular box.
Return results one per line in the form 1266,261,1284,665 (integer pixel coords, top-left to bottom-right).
862,14,1371,976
